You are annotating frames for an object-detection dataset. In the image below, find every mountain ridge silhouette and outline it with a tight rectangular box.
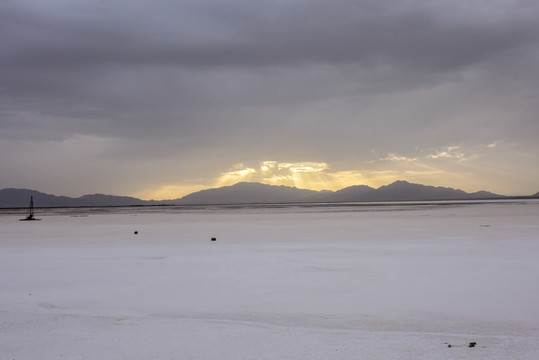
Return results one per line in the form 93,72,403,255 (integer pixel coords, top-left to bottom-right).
1,180,515,208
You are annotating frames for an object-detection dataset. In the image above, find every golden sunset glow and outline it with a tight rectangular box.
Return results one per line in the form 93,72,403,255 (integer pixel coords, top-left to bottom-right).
212,160,462,195
130,142,532,200
133,183,210,201
211,160,454,195
216,161,334,190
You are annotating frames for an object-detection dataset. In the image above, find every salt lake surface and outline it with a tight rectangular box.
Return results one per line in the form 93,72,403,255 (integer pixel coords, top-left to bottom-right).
1,200,538,359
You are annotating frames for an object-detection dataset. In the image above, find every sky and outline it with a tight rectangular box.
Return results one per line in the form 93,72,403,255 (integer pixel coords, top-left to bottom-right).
1,0,538,199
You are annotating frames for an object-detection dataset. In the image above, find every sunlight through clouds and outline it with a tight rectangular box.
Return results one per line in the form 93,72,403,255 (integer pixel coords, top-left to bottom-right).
217,164,257,185
131,140,533,200
377,145,484,164
379,154,419,162
217,161,332,190
214,160,459,193
427,146,468,160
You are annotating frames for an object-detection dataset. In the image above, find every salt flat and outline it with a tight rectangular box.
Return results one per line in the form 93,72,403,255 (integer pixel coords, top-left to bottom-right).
1,201,538,359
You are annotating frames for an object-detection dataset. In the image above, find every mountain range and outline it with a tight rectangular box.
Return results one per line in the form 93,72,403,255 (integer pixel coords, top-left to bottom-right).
0,180,525,208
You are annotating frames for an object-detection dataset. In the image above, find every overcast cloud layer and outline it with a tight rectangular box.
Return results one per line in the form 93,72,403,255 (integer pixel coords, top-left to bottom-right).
1,0,538,198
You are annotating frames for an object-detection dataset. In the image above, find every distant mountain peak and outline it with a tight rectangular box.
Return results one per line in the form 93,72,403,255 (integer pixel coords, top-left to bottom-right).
1,181,509,208
177,181,325,205
0,188,150,208
389,180,411,185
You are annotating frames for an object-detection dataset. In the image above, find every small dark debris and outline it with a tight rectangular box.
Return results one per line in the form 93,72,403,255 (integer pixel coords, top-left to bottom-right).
134,231,138,234
446,341,477,348
211,237,216,241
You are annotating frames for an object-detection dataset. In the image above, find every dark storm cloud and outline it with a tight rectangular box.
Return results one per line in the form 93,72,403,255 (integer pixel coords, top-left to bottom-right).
3,0,538,70
2,1,536,121
1,0,538,196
